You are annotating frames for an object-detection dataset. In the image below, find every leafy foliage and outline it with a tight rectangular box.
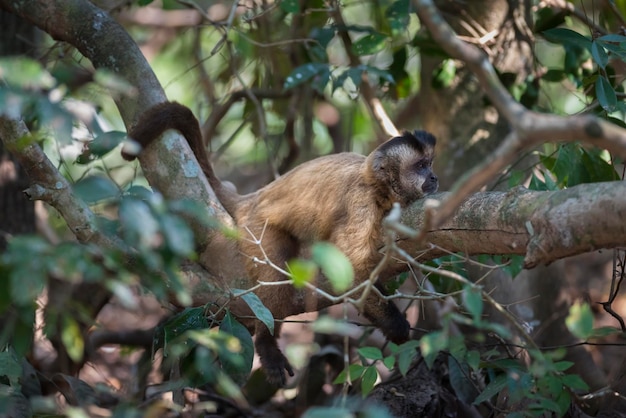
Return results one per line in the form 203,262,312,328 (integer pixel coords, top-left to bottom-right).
2,0,626,416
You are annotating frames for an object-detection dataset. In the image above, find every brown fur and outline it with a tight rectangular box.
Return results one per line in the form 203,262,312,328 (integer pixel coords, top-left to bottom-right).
123,102,438,385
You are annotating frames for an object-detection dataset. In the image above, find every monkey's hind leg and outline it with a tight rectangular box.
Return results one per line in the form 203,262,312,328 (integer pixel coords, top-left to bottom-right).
255,321,294,386
241,226,298,386
362,285,410,345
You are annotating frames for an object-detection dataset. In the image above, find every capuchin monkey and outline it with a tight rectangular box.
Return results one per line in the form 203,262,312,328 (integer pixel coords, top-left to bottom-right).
122,102,438,386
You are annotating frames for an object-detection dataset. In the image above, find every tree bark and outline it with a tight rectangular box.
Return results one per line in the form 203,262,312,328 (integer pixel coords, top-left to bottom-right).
0,11,40,250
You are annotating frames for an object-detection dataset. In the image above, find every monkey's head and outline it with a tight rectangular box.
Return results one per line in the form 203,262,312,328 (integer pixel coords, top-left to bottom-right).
366,130,438,207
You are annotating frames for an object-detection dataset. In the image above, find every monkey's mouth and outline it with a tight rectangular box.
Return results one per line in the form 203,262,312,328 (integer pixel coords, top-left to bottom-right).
422,181,439,194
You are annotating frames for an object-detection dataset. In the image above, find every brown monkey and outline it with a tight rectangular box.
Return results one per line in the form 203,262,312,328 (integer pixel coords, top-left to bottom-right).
123,102,438,385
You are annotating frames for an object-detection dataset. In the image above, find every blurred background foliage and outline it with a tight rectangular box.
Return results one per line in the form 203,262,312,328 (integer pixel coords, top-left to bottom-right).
2,0,626,416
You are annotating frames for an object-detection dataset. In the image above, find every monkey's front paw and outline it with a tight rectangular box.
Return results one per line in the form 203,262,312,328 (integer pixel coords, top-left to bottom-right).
260,350,294,386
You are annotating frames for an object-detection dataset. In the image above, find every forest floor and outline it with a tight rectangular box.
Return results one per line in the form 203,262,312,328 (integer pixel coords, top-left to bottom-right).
68,251,626,417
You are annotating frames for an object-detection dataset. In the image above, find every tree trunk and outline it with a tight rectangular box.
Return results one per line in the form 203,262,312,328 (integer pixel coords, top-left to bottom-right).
0,11,39,249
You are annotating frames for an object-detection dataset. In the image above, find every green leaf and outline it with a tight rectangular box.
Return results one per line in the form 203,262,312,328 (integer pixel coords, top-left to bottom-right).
160,214,194,257
87,131,128,158
598,39,626,60
543,69,567,82
587,326,622,338
61,315,84,363
528,172,549,191
598,34,626,42
125,185,154,200
542,28,591,51
284,63,330,90
462,285,483,323
474,374,507,404
334,67,364,91
580,148,620,183
310,66,332,94
448,335,467,361
466,350,481,371
156,306,209,351
591,41,609,68
541,142,580,187
448,357,478,403
555,390,572,416
0,352,23,387
383,355,395,370
288,259,318,288
386,0,411,34
333,363,365,384
432,59,456,89
389,47,411,98
552,360,574,372
306,26,334,63
596,75,618,113
420,330,448,368
361,366,379,397
310,27,336,49
73,176,120,204
118,197,160,250
352,33,387,56
0,57,55,89
36,99,74,143
358,346,383,360
219,312,254,385
565,302,594,340
7,237,48,306
363,65,395,84
397,346,416,376
561,373,589,391
279,0,299,13
311,242,354,293
233,290,274,336
532,397,562,414
11,314,35,356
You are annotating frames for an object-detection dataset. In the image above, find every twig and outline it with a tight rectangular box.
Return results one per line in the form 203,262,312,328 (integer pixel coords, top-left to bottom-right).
329,0,399,139
539,0,607,35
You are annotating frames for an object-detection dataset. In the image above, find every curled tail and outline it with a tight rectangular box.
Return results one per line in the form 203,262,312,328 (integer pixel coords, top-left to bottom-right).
122,101,240,215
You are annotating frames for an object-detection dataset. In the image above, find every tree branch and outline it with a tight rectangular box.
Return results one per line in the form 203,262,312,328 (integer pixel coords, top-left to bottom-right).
330,1,399,139
414,0,626,231
399,181,626,269
0,0,243,282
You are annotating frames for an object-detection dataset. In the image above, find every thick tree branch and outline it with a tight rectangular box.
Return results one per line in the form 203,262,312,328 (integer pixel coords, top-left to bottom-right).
0,117,118,249
399,181,626,269
414,0,626,229
0,0,243,281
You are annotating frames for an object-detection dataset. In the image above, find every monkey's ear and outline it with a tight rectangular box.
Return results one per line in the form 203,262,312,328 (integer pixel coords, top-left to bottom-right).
411,130,436,147
369,150,386,172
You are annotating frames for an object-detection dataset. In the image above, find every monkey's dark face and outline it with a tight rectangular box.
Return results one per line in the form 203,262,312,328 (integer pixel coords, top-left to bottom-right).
399,152,438,203
415,158,438,195
369,131,438,207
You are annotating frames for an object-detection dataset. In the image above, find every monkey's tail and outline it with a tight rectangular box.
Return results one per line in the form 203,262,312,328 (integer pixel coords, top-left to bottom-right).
122,101,241,217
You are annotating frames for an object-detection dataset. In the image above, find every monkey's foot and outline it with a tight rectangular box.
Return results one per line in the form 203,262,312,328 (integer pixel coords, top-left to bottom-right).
382,316,410,344
365,301,411,344
260,349,294,387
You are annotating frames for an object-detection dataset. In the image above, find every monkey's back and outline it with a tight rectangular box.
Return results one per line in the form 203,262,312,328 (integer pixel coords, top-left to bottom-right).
236,152,381,245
